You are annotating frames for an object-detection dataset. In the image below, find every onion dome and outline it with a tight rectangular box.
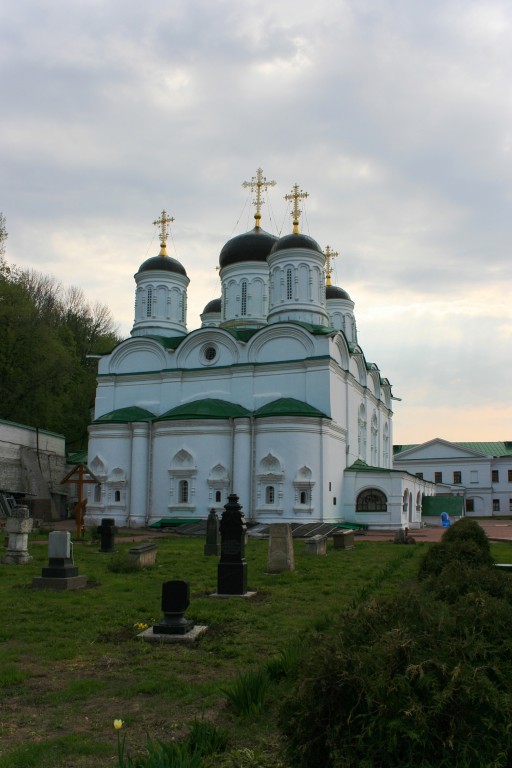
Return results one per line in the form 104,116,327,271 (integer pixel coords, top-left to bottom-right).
270,232,323,255
326,285,351,301
202,297,221,314
219,227,277,269
137,254,187,276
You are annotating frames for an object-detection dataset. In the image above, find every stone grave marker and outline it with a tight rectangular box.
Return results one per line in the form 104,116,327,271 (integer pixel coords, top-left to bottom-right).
305,534,327,556
32,531,88,590
267,523,295,573
97,518,116,552
204,509,220,556
2,505,33,565
216,493,251,596
333,530,355,550
138,580,207,643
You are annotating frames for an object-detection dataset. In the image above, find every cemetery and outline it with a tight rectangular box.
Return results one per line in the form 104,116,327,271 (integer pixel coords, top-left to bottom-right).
0,512,512,767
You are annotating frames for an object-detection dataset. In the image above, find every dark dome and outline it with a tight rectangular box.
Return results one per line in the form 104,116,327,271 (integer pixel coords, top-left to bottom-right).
219,227,277,269
137,254,187,277
326,285,351,301
269,232,323,255
202,297,221,314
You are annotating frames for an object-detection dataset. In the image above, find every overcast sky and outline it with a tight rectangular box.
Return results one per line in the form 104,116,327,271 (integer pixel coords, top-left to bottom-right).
2,0,511,444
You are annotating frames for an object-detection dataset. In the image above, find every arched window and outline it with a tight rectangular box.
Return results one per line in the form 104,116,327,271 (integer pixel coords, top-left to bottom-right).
241,281,247,316
403,490,409,512
265,486,275,504
179,480,189,504
286,268,293,300
94,485,101,503
215,490,222,503
147,287,153,317
114,490,121,503
300,490,309,505
356,489,387,512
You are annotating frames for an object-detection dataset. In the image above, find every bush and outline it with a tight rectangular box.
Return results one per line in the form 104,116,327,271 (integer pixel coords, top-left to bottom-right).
279,587,512,768
442,517,491,553
223,669,269,718
418,539,494,581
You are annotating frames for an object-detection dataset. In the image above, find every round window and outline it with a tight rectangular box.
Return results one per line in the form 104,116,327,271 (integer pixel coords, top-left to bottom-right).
204,346,217,362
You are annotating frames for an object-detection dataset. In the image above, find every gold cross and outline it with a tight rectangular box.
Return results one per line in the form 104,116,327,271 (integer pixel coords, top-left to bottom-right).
242,168,276,227
153,210,175,254
324,245,339,286
284,184,308,233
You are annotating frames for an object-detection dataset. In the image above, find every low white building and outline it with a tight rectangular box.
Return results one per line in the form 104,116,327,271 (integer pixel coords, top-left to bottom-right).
87,176,435,529
393,439,512,517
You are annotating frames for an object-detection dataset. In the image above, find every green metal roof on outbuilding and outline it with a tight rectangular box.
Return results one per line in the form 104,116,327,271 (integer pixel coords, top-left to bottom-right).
254,398,329,419
156,399,251,421
94,407,156,424
394,441,512,457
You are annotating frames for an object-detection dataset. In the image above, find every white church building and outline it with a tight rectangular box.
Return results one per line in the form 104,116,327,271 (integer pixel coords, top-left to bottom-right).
86,171,435,529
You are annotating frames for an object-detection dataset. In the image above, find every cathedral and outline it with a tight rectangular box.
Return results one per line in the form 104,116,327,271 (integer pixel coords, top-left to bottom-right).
87,170,434,529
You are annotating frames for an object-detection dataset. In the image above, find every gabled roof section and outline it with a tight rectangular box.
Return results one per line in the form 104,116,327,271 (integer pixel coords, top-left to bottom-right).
157,399,251,421
254,398,329,419
94,407,156,424
223,328,260,343
142,335,185,350
346,459,396,474
394,439,512,459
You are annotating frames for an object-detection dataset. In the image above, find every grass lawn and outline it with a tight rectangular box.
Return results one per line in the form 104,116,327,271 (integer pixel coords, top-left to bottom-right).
0,532,510,767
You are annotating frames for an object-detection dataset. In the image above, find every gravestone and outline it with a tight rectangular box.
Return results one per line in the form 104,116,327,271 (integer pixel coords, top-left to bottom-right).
305,535,327,556
129,542,157,567
32,531,88,590
153,580,195,635
332,529,355,550
217,493,248,595
267,523,295,573
2,505,33,564
204,509,220,556
97,518,116,552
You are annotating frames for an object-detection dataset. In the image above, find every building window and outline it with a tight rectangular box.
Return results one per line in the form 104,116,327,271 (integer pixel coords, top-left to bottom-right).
215,490,222,503
356,489,387,512
146,287,153,317
265,486,275,504
179,480,189,504
415,472,423,480
508,470,512,482
435,472,442,483
509,499,512,512
286,268,293,300
300,490,309,505
114,490,121,502
466,499,474,513
492,470,499,483
493,499,500,512
241,281,247,316
453,471,461,484
94,485,101,503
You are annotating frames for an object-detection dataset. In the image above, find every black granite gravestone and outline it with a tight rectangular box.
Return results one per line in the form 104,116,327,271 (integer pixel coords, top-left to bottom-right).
97,518,116,552
153,580,195,635
217,493,247,595
204,508,220,556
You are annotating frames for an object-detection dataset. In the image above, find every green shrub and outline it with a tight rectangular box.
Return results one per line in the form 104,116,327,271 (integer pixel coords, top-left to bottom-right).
107,550,141,573
266,637,305,681
223,669,269,718
418,539,494,581
186,720,229,757
442,517,492,552
279,587,512,768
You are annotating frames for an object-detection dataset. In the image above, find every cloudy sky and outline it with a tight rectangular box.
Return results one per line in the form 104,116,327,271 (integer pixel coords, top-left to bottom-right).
1,0,511,444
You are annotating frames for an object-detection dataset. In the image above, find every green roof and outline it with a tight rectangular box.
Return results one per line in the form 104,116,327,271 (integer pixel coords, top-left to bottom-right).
94,407,156,424
156,399,251,421
394,441,512,457
143,335,185,350
254,398,328,419
224,328,260,343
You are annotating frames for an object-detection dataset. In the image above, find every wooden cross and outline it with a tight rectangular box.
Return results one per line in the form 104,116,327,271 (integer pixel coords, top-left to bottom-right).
242,168,276,227
324,245,339,286
153,209,175,254
284,184,308,233
61,464,100,540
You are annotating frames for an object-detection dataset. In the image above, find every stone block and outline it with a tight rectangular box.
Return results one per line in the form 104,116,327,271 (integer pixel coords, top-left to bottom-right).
332,530,355,550
305,535,327,556
267,523,295,573
129,543,157,567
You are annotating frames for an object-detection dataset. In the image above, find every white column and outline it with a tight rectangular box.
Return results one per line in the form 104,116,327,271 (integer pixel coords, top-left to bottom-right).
129,422,150,527
232,419,252,518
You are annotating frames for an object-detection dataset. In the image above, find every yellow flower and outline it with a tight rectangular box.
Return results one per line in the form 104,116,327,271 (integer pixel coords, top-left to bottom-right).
113,719,123,730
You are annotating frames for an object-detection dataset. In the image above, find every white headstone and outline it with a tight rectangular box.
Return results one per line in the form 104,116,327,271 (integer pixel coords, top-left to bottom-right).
48,531,72,560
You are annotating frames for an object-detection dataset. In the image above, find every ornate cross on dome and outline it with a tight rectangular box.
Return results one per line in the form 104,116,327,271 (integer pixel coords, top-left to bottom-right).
284,184,308,234
153,209,175,255
324,245,339,286
242,168,276,228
